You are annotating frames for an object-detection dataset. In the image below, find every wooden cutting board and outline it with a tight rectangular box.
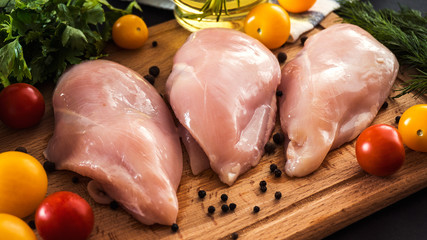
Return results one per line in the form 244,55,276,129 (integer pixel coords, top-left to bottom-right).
1,13,426,240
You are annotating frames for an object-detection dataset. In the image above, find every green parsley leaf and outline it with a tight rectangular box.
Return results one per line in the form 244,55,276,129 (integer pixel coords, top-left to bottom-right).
0,0,141,89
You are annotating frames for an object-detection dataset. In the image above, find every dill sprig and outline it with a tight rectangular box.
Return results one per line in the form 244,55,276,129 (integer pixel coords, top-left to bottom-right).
394,69,427,98
336,0,427,98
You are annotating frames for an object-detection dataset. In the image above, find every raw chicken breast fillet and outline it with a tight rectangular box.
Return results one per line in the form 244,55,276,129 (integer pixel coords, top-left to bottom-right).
166,28,281,185
279,24,399,177
45,60,183,225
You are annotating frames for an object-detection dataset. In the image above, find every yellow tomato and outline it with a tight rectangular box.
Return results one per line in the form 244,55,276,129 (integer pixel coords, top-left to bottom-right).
398,104,427,152
244,3,291,49
0,151,48,218
112,14,149,49
0,213,36,240
278,0,317,13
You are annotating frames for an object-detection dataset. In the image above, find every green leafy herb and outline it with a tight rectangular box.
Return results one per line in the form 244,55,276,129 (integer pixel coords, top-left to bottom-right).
336,0,427,98
0,0,141,89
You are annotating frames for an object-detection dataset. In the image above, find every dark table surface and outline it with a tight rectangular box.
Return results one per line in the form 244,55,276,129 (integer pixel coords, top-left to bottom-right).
109,1,427,239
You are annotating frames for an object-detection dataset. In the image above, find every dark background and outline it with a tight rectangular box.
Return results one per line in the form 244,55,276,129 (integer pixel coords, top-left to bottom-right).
109,1,426,239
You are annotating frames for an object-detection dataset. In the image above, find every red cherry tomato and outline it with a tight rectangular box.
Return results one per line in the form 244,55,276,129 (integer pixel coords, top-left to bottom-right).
35,191,94,240
355,124,405,176
0,83,45,129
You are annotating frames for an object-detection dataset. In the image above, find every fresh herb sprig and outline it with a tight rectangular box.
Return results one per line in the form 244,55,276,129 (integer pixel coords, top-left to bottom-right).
0,0,141,89
336,0,427,98
180,0,241,21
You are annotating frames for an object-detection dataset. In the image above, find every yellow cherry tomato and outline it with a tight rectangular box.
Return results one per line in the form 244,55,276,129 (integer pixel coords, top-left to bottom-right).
0,213,37,240
244,3,291,49
398,104,427,152
278,0,317,13
112,14,148,49
0,151,48,218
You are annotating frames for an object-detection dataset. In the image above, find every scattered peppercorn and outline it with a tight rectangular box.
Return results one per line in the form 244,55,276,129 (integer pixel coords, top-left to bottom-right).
149,66,160,77
395,116,401,124
15,146,27,153
27,220,36,229
276,90,283,97
109,200,119,210
264,142,276,155
144,74,155,85
231,232,239,239
274,168,282,178
152,40,158,47
253,206,260,213
71,176,79,184
198,190,207,199
221,204,230,213
381,101,388,110
43,161,56,173
229,203,237,211
171,223,179,232
260,185,267,193
273,132,285,145
270,163,278,173
277,52,287,64
208,205,216,214
301,36,308,45
221,193,228,202
259,180,267,187
275,191,282,200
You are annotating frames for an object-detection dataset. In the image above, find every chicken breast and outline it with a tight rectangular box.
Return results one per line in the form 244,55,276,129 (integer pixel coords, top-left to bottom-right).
45,60,183,225
278,23,399,177
166,28,281,185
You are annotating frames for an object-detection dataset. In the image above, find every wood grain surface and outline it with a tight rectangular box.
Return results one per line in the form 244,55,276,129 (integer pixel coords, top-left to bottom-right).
1,13,426,240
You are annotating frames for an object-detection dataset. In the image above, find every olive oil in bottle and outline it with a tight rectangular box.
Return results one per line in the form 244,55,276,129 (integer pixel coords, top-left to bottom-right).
173,0,267,32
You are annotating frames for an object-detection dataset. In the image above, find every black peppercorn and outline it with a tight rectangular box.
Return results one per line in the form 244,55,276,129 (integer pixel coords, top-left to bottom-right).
275,191,282,200
171,223,179,232
144,74,155,85
274,168,282,178
270,163,278,173
208,205,216,214
43,161,56,173
221,204,229,213
221,193,228,202
109,200,119,210
198,190,206,199
277,52,287,64
381,101,388,110
264,142,276,155
259,180,267,187
15,146,27,153
152,41,158,47
260,185,267,193
27,220,36,229
301,36,308,45
229,203,236,211
253,206,260,213
149,66,160,77
273,133,285,145
71,176,79,184
276,90,283,97
231,232,239,239
395,116,401,124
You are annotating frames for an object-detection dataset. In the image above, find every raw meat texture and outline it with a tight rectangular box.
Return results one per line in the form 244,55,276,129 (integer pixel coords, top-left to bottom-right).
278,24,399,177
178,125,210,175
166,28,281,185
45,60,183,225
